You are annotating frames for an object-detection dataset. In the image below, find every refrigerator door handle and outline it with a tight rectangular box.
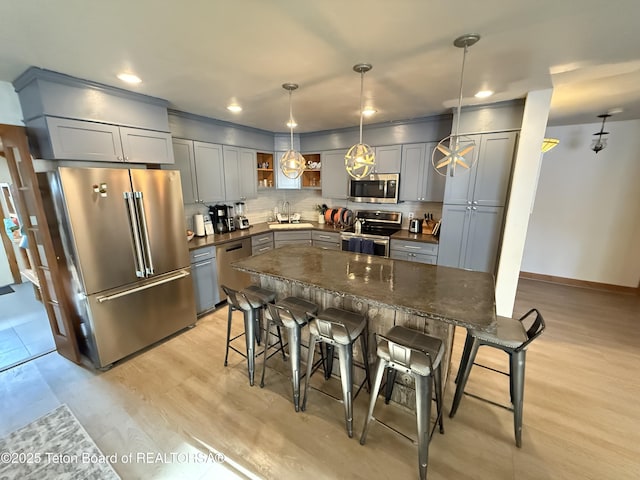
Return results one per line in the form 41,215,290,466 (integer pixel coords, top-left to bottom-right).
124,192,146,278
96,270,190,303
134,191,155,276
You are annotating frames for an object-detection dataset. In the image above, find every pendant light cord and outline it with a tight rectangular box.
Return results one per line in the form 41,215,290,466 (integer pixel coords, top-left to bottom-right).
453,44,469,140
289,89,294,149
359,70,364,144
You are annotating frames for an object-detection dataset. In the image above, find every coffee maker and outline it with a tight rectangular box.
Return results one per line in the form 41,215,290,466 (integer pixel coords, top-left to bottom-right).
209,204,234,234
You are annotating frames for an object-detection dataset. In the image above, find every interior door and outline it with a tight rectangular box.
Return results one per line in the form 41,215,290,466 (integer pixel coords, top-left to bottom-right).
58,167,140,294
130,169,190,275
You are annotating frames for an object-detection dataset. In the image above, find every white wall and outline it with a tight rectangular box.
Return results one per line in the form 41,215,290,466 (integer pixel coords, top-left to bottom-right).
0,82,24,126
521,119,640,288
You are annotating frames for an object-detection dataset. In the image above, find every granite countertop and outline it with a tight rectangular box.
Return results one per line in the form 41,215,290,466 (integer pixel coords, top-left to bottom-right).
233,245,495,331
188,221,438,250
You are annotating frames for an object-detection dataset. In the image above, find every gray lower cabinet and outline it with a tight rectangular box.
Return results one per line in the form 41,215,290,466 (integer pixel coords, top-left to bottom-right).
223,146,258,201
45,116,173,164
251,232,274,255
437,204,505,273
400,142,445,202
390,239,438,264
321,149,349,199
190,246,220,315
168,139,225,204
312,231,341,250
273,230,312,248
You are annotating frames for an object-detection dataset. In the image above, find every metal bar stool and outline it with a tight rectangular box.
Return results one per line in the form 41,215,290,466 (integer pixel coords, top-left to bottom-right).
302,307,371,438
222,284,284,386
449,308,546,447
260,297,319,411
360,325,445,480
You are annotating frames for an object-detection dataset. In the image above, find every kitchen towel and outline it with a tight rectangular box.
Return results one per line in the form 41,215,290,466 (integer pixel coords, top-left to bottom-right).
348,237,362,253
361,239,375,255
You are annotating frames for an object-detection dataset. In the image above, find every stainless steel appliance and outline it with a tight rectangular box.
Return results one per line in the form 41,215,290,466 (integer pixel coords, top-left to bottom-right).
234,201,250,230
340,210,402,257
349,173,399,204
216,238,252,299
39,166,197,369
409,218,423,233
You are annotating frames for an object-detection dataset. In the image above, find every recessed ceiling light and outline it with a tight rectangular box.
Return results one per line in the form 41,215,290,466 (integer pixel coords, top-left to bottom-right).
117,72,142,84
286,120,298,128
362,107,377,117
474,90,493,98
227,104,242,113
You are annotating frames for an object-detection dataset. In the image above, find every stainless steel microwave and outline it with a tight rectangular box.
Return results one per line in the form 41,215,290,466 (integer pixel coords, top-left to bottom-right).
348,173,399,204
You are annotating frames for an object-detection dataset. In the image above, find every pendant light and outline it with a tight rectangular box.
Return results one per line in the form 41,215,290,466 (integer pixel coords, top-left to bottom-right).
280,83,305,179
345,63,376,179
591,114,611,153
432,34,480,177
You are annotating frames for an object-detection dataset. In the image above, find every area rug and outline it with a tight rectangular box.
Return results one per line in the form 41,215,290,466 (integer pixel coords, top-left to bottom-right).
0,285,14,296
0,404,120,479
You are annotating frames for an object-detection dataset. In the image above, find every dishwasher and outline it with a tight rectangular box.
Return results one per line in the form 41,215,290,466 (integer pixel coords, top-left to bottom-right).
216,238,252,300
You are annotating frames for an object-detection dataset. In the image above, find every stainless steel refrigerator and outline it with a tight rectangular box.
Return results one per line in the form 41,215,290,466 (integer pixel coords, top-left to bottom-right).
40,166,197,368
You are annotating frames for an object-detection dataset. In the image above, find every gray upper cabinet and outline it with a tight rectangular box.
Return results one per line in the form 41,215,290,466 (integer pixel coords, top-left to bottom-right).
374,145,402,173
45,117,174,164
222,146,257,201
239,148,258,199
321,149,349,199
275,151,300,189
14,68,174,164
443,132,516,207
167,139,225,204
194,141,225,203
399,142,445,202
119,126,173,164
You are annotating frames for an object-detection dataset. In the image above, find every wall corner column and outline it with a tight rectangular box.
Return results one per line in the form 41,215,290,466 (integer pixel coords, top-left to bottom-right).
495,89,553,316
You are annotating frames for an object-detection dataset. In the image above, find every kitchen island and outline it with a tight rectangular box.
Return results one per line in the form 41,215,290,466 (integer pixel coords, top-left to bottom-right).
233,245,496,407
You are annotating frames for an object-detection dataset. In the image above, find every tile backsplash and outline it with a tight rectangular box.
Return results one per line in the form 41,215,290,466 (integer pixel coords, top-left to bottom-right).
184,189,441,230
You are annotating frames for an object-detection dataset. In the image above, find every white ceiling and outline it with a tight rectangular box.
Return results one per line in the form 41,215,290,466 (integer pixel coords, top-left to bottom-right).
1,0,639,133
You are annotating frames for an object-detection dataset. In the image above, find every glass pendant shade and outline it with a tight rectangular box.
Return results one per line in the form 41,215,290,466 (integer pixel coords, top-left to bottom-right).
591,113,611,154
345,63,376,179
432,34,480,177
280,149,306,179
280,83,305,178
345,143,375,178
541,138,560,153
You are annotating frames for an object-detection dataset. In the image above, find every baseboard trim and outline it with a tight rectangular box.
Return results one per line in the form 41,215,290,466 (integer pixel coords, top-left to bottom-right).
519,271,640,295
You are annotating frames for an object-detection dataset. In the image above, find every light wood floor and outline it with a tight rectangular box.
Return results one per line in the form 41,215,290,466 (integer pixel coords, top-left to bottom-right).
1,279,639,479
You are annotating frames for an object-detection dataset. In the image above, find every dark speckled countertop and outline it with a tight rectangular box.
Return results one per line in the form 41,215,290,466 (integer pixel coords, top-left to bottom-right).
233,245,495,331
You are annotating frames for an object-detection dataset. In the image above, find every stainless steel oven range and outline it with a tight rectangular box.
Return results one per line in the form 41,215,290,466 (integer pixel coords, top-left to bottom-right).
340,210,402,257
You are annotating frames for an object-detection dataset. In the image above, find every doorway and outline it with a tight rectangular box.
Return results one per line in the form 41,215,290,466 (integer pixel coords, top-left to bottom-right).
0,155,55,371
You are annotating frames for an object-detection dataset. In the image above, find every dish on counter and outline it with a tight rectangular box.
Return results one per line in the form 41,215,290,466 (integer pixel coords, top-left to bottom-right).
187,230,195,241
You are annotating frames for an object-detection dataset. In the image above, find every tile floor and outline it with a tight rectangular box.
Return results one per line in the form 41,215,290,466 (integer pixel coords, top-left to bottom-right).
0,282,55,371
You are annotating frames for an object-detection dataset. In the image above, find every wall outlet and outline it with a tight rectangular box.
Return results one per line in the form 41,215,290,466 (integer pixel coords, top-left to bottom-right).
408,212,414,220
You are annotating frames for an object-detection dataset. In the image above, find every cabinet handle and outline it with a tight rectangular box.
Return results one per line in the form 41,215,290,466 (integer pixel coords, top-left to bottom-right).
318,235,331,239
117,156,123,161
258,246,271,252
403,245,421,250
466,206,471,210
472,201,478,205
467,201,472,205
193,252,209,258
193,260,212,267
125,156,130,161
472,206,477,210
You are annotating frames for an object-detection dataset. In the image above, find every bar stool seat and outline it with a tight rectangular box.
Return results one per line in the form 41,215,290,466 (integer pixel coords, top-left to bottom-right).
302,307,371,438
449,308,545,448
261,296,319,411
222,284,281,387
360,325,445,480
